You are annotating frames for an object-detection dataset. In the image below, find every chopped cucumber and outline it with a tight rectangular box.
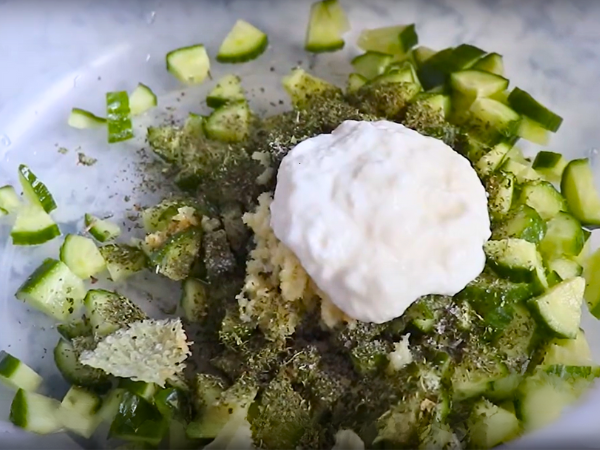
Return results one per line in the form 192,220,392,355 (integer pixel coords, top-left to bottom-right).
180,278,208,323
492,204,546,244
84,213,121,242
351,51,392,80
10,204,60,245
412,46,436,67
15,258,85,321
346,73,368,94
417,47,455,90
452,357,508,401
98,389,124,424
10,389,63,435
305,0,346,53
106,91,134,143
204,101,250,143
282,68,341,108
486,171,515,220
501,159,543,183
539,212,585,258
519,180,567,220
472,52,504,76
99,244,147,283
57,316,91,341
109,391,169,446
84,289,146,339
54,339,111,391
150,228,203,281
484,238,547,289
18,164,57,213
167,44,211,84
468,399,520,448
517,116,550,145
469,97,521,144
584,247,600,319
129,83,157,116
528,277,584,339
450,69,508,97
58,386,102,438
548,257,583,281
68,108,106,129
0,352,43,392
59,234,106,279
532,151,567,183
542,329,592,366
475,142,512,177
217,20,268,63
357,24,418,56
0,185,22,213
142,199,200,233
561,158,600,226
206,74,245,108
155,386,192,423
451,43,487,69
119,379,158,402
508,87,563,132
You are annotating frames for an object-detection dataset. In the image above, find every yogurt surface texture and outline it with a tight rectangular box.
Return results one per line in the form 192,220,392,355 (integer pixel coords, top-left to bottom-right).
270,120,491,323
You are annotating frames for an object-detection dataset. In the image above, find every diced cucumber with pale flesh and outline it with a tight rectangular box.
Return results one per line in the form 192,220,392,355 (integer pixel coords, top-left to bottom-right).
501,159,543,184
508,87,563,132
204,101,250,143
119,379,158,402
412,46,436,67
167,44,211,84
486,171,515,220
84,288,146,339
451,44,487,69
492,204,546,244
106,91,134,143
0,185,22,213
346,73,368,93
539,212,585,258
351,52,392,80
217,20,268,63
10,204,60,245
519,180,567,220
99,244,147,283
548,257,583,281
469,97,521,144
54,339,112,391
528,277,584,339
305,0,346,53
10,389,63,435
0,352,43,392
18,164,57,213
484,238,547,289
357,24,418,56
207,74,245,108
450,69,508,97
68,108,106,129
532,151,567,182
98,389,125,424
15,258,85,321
468,399,520,448
58,386,102,438
181,278,208,322
109,391,169,446
57,316,91,341
85,213,121,242
561,158,600,226
129,83,157,116
517,116,550,145
59,234,106,279
584,247,600,319
282,68,341,108
475,142,512,177
542,329,592,366
472,52,504,76
452,357,508,401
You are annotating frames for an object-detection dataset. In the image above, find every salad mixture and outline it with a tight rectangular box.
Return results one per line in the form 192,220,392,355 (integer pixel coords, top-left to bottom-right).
3,1,600,449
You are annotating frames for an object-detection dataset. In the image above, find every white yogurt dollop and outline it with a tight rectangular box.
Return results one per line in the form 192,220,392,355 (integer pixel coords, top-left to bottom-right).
270,120,491,323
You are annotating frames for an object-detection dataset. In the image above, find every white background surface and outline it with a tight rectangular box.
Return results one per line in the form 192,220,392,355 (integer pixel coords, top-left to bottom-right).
2,0,600,448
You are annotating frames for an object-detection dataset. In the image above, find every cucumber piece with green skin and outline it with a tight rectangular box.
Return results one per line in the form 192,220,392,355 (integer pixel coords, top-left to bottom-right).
346,73,368,94
155,387,192,422
561,158,600,226
532,151,567,183
543,365,600,380
180,278,208,323
119,379,158,402
10,204,60,245
57,316,91,340
59,234,106,279
458,272,536,307
409,92,451,118
528,277,584,339
486,172,515,221
417,44,484,90
493,305,539,372
167,44,210,84
452,356,509,401
106,91,134,144
109,392,169,446
54,339,112,391
68,108,106,129
451,43,487,69
350,52,393,80
517,116,550,145
475,142,512,177
58,386,102,438
471,52,504,76
541,329,592,366
501,158,544,183
150,228,203,281
84,289,147,339
0,352,43,392
547,257,583,281
129,83,157,116
469,97,521,145
281,68,341,109
411,46,436,68
492,204,546,244
508,87,563,132
99,244,147,283
357,24,418,56
0,185,21,213
98,389,125,424
468,399,520,448
217,20,268,63
85,213,121,242
206,74,245,109
204,101,250,143
15,258,85,321
18,164,57,213
519,180,567,220
10,389,63,435
584,247,600,319
539,212,585,258
483,238,548,289
305,0,346,53
141,199,202,233
450,69,508,98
